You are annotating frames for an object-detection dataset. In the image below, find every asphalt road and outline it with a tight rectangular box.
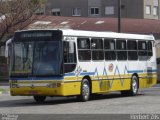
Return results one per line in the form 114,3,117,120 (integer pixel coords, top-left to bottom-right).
0,85,160,115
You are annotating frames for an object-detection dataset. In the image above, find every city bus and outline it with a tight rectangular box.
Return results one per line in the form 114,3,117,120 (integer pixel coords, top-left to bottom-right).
6,29,157,102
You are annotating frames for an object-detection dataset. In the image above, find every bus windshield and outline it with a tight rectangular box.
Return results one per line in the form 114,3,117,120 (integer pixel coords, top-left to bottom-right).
11,42,33,76
33,41,61,76
11,41,62,77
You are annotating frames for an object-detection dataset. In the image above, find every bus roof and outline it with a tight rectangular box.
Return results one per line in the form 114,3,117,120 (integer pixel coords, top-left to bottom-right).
62,29,155,40
17,29,155,41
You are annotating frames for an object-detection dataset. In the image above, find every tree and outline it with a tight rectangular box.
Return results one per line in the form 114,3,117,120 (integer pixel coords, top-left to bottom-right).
0,0,45,44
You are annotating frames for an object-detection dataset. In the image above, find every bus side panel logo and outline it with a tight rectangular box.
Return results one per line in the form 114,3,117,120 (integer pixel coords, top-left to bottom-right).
108,63,114,72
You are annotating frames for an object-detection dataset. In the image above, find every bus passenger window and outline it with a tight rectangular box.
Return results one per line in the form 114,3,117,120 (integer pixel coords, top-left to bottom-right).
117,51,127,60
127,40,138,60
77,38,90,49
138,41,147,50
116,40,126,50
104,39,115,50
91,38,103,49
91,38,104,60
105,51,116,60
116,40,127,60
104,39,116,60
92,51,104,60
77,38,91,61
138,41,147,60
78,50,91,60
128,51,138,60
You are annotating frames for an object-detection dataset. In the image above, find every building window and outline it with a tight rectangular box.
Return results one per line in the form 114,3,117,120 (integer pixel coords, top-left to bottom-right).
90,7,99,15
105,6,114,15
72,8,81,16
153,6,158,16
51,8,60,16
146,5,151,15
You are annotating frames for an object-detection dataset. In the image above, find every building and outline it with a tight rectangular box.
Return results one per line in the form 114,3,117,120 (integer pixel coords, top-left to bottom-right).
45,0,160,19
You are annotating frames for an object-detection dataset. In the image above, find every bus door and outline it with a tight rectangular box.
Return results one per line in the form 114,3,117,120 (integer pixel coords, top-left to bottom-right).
63,37,77,80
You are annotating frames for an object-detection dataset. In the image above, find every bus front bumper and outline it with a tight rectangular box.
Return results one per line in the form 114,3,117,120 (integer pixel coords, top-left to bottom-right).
10,81,81,96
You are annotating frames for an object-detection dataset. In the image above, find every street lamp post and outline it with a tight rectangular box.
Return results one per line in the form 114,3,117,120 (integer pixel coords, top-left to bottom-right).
118,0,121,33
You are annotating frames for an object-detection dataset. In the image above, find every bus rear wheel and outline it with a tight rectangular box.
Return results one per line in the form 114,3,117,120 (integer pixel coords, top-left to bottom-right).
77,79,90,102
33,96,46,103
121,75,139,96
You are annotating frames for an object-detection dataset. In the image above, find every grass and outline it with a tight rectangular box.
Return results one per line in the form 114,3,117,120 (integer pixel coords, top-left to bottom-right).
0,88,8,92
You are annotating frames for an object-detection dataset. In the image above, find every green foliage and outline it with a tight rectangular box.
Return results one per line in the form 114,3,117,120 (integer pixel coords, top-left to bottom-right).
31,0,39,4
31,0,46,5
0,88,8,92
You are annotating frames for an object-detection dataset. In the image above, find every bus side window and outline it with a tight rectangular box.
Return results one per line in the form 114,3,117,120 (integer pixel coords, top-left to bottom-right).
116,40,127,60
138,41,147,60
91,38,104,60
77,38,90,49
127,40,138,60
77,38,91,61
64,41,77,73
104,39,116,60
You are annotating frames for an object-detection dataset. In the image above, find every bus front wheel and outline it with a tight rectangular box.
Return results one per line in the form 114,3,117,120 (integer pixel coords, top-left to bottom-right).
77,79,90,102
33,96,46,103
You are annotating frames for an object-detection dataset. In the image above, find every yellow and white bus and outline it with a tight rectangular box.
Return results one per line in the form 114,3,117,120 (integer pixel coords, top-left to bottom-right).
6,29,157,102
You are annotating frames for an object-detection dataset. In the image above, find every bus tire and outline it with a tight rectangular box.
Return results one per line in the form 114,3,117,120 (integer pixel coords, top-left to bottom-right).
77,79,90,102
33,96,46,103
121,75,139,96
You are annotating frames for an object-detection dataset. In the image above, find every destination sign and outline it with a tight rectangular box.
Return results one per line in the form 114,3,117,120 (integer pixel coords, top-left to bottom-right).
13,30,63,42
20,32,53,38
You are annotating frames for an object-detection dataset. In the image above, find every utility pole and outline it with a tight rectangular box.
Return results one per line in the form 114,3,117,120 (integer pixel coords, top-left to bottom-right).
118,0,121,33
